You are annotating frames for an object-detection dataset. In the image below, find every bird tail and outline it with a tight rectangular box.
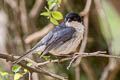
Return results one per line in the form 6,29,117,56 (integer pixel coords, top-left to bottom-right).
13,49,34,64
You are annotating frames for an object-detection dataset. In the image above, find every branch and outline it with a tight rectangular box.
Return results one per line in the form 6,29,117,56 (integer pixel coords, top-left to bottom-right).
94,0,113,41
1,51,120,79
4,0,26,51
81,59,96,80
29,0,45,20
74,0,92,79
100,59,119,80
4,0,19,12
25,23,54,44
22,51,120,67
20,0,29,34
0,53,67,80
80,0,92,16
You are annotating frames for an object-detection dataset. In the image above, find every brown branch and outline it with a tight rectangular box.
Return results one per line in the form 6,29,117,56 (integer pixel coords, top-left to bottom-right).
68,0,91,70
75,66,80,80
81,59,96,80
73,0,92,79
4,0,26,51
3,51,120,67
100,59,120,80
73,14,89,66
25,23,54,44
0,53,67,80
4,0,19,12
1,51,120,79
80,0,92,16
107,60,120,80
94,0,113,41
74,0,91,67
20,0,29,34
29,0,45,20
22,51,120,67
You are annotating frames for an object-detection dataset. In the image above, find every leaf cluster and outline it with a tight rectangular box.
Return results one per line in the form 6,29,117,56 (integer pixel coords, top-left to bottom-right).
40,0,63,25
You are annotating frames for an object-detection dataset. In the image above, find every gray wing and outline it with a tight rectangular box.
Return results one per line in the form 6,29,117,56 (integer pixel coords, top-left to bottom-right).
32,23,65,49
39,26,76,58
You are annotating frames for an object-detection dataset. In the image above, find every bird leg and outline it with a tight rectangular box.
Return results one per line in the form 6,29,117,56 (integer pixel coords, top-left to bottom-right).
55,56,62,64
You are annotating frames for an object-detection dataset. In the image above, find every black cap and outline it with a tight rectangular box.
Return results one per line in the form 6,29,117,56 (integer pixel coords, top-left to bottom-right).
65,13,81,22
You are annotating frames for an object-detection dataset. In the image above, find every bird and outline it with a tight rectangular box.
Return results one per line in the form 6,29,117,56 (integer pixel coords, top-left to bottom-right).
13,13,84,64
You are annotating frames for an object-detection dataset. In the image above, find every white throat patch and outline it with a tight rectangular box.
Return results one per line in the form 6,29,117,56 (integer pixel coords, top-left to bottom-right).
65,21,81,28
65,21,84,33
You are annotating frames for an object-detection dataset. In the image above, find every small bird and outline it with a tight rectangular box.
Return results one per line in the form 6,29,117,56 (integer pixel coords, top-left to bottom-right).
13,13,84,64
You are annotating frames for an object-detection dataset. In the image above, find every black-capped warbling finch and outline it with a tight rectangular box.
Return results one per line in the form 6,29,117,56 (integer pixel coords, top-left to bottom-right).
13,13,84,64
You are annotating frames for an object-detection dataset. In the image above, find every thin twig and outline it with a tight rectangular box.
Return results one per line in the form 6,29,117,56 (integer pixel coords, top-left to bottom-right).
67,56,77,70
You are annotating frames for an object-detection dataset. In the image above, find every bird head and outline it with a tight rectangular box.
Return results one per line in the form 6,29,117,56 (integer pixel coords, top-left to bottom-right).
65,13,81,23
64,13,82,28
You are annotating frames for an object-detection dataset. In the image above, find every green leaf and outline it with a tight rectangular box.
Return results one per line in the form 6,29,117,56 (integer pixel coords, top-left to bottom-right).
57,0,61,7
1,72,8,76
52,11,63,20
1,72,9,80
37,51,42,55
42,56,50,60
57,0,61,4
24,69,28,73
50,0,58,3
49,2,56,9
40,12,51,17
12,65,21,73
14,73,23,80
26,62,32,67
48,0,58,9
50,17,59,25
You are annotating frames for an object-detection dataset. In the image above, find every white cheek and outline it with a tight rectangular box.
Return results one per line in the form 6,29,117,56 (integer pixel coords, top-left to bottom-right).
65,22,70,26
65,21,82,27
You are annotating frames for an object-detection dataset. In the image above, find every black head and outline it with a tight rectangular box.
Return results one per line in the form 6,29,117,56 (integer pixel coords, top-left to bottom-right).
65,13,81,23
